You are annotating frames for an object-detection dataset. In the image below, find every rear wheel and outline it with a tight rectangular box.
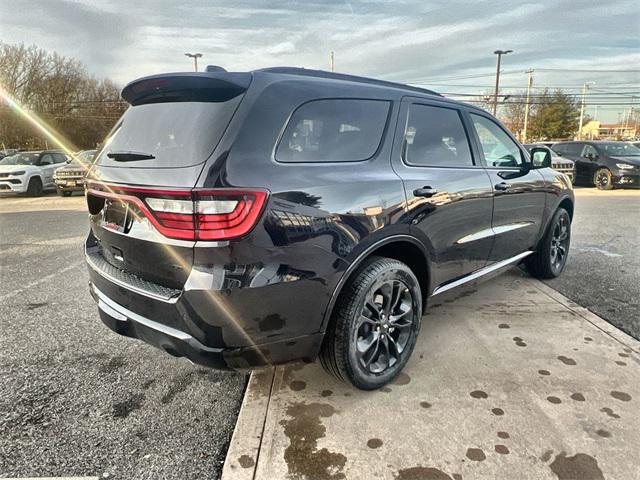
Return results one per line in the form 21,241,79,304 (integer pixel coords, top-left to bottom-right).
526,207,571,279
594,168,613,190
26,177,43,197
62,190,73,197
320,256,422,390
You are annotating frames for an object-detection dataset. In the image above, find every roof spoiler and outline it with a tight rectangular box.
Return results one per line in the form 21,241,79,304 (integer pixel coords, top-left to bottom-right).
122,72,252,106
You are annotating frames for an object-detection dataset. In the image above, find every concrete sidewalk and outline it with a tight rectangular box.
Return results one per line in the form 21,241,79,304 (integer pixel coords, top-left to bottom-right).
222,269,639,480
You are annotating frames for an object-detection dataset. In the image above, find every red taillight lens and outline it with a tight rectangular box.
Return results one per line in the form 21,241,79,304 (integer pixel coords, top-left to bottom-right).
87,183,268,241
193,189,268,240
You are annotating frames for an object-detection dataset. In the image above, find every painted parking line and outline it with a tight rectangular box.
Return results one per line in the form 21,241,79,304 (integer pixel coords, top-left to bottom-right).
9,477,98,480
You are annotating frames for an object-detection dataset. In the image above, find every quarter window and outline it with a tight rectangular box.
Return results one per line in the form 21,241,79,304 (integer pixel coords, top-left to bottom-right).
581,145,598,157
403,104,473,167
276,99,390,162
471,114,523,167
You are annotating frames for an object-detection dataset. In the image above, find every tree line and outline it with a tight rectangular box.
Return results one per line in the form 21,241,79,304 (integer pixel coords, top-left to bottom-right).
0,42,126,150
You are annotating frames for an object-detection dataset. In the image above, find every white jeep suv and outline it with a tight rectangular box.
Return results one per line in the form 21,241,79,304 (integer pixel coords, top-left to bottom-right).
0,150,69,196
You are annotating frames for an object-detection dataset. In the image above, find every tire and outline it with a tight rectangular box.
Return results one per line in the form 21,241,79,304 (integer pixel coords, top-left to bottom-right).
593,168,613,190
26,177,43,197
320,256,422,390
62,190,73,197
526,208,571,279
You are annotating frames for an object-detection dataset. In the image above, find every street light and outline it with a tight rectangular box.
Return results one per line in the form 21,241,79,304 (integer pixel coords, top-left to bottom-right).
493,49,513,115
184,52,203,72
577,81,596,140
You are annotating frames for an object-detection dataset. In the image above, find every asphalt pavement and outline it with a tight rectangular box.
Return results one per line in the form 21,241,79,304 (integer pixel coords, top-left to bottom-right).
0,193,247,479
543,188,640,339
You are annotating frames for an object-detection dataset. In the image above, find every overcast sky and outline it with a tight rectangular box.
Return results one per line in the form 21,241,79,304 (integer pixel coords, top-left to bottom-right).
1,0,638,122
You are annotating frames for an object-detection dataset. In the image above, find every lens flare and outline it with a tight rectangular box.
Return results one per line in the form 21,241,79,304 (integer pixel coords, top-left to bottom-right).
0,82,269,366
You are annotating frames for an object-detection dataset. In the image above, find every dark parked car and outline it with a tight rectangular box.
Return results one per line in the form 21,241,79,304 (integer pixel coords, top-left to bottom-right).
524,144,575,183
54,149,96,196
85,67,574,389
552,141,640,189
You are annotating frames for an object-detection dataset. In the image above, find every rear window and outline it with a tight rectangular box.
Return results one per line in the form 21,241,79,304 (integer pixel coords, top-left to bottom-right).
276,99,390,163
96,97,242,168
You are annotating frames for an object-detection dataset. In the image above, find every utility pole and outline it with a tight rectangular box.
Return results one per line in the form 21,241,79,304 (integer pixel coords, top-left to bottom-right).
184,52,203,72
330,51,335,72
493,49,513,115
522,69,534,142
577,82,594,140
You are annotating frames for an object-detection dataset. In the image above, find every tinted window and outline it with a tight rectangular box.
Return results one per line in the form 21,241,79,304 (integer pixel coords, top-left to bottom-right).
53,153,68,164
471,114,523,167
404,104,473,167
40,154,54,165
581,144,598,157
96,97,243,168
276,99,390,162
554,143,582,156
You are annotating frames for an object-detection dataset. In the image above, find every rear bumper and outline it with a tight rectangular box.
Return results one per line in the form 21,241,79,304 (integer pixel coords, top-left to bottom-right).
91,282,324,370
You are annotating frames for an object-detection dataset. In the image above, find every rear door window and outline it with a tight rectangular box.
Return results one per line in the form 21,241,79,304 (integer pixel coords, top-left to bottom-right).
276,99,390,162
96,97,243,168
403,104,473,167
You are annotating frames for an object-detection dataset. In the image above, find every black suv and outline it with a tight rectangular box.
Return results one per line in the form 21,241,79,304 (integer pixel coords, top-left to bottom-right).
85,68,574,389
552,140,640,189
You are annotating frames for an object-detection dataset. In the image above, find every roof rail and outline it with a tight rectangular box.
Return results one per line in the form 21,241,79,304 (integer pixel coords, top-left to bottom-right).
256,67,441,97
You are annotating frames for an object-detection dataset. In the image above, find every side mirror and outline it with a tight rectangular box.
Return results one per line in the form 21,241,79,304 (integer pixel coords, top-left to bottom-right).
530,147,551,169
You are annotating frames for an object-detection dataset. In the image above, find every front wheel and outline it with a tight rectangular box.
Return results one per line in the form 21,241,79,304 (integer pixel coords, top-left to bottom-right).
594,168,613,190
26,177,43,197
320,256,422,390
526,207,571,279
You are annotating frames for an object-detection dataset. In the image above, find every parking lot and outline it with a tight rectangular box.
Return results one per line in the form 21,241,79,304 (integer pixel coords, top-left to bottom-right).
0,187,639,479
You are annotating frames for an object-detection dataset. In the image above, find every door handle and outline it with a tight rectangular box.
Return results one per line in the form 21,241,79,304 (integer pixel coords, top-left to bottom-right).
495,182,511,191
413,186,438,198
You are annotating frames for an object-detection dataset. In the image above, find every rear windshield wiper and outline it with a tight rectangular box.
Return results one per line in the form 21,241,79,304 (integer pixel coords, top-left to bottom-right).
106,151,156,162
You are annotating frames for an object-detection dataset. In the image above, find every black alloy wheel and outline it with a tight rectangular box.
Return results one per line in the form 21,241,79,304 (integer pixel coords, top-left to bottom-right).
320,256,422,389
594,168,613,190
356,279,414,373
526,207,571,279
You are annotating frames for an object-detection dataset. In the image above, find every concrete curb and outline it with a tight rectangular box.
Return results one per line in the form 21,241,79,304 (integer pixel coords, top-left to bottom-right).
531,279,639,352
221,367,275,480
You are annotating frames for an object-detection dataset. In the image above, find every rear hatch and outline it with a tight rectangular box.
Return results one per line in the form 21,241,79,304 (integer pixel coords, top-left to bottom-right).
86,72,252,289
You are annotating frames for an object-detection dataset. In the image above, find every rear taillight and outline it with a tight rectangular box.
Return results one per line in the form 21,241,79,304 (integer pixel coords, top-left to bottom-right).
87,183,268,241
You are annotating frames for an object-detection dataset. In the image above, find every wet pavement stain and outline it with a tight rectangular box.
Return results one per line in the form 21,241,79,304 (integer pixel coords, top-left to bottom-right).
540,450,554,462
395,466,453,480
558,356,577,366
498,323,510,329
497,431,510,439
452,475,462,480
513,336,527,347
596,429,611,438
611,390,632,402
615,361,627,366
538,369,551,376
280,402,346,480
495,445,509,455
492,408,505,416
547,396,562,404
381,387,393,393
112,393,144,419
289,380,306,391
570,393,585,402
584,337,593,342
161,369,208,404
321,389,333,397
601,407,620,419
391,372,411,385
618,352,629,358
549,452,604,480
465,448,486,462
238,455,255,468
25,302,48,310
367,438,383,449
99,356,127,374
420,401,432,409
470,390,488,399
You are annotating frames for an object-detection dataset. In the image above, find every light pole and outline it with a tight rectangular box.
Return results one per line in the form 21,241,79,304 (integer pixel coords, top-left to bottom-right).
184,53,203,72
577,82,595,140
522,69,534,142
493,49,513,115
